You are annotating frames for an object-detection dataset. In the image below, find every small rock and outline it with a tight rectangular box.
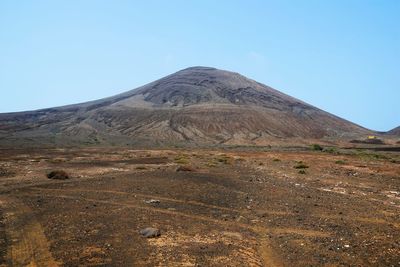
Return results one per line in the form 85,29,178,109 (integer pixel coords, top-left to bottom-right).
145,199,160,204
140,227,161,238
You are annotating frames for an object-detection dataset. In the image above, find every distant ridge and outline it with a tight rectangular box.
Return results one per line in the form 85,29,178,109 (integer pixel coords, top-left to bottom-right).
387,126,400,136
0,66,373,147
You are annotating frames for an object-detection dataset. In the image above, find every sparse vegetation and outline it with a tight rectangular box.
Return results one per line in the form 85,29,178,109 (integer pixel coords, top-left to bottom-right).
323,147,337,154
272,158,281,162
214,154,232,164
47,170,69,180
335,160,346,165
356,151,389,161
350,138,385,145
298,169,306,174
311,144,323,151
206,162,217,167
294,162,309,169
174,155,189,164
136,166,147,170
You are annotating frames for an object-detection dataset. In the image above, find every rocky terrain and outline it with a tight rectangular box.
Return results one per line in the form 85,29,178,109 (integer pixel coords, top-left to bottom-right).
0,147,399,266
0,67,374,147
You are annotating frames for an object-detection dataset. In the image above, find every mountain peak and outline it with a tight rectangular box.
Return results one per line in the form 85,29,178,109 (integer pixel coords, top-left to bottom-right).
129,66,304,109
180,66,218,71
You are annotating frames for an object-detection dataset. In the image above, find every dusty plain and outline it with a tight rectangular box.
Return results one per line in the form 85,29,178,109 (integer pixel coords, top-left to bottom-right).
0,146,399,266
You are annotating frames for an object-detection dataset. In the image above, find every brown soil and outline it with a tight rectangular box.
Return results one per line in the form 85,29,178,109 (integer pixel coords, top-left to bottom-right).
0,147,399,266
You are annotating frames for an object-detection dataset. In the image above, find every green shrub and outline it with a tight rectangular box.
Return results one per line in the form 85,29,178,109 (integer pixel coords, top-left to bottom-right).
311,144,323,151
174,155,189,164
323,147,337,154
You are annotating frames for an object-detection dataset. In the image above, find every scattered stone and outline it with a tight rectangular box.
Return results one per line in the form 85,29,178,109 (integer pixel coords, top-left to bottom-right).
47,170,69,180
140,227,161,238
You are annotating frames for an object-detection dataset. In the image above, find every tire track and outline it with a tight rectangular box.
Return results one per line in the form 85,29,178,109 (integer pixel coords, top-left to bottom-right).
0,197,59,267
20,187,332,266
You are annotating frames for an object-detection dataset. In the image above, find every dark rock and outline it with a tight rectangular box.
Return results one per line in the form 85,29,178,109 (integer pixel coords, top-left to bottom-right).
47,170,69,180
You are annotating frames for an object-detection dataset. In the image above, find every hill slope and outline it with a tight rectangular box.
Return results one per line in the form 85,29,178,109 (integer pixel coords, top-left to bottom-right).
387,126,400,136
0,67,372,147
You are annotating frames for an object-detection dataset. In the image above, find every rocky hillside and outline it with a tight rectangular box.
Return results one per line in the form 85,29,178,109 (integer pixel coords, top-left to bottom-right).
0,67,373,147
387,126,400,136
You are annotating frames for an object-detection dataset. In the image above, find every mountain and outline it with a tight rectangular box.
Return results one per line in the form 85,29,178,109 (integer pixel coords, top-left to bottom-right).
0,66,372,147
387,126,400,136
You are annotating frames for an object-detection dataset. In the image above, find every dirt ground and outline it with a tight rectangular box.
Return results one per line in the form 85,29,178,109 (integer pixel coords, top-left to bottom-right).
0,147,399,266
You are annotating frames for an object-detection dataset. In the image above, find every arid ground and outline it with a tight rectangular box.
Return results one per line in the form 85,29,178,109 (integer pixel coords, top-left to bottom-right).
0,146,399,266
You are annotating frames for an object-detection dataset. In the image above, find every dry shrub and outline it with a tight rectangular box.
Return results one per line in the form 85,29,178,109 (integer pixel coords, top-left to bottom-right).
176,165,195,172
0,167,15,177
294,162,309,169
136,166,147,170
47,170,69,180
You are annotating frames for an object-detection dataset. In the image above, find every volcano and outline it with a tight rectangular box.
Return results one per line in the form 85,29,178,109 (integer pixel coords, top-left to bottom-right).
0,67,372,147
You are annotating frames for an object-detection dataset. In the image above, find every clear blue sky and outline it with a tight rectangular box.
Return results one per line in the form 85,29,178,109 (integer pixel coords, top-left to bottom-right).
0,0,398,131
